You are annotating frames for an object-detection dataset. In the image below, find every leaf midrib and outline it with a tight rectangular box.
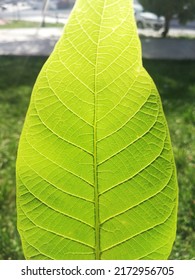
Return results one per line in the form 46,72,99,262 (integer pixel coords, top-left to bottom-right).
94,0,107,260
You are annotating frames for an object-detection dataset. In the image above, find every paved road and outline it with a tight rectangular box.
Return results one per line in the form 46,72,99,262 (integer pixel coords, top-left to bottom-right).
0,27,195,59
0,28,61,56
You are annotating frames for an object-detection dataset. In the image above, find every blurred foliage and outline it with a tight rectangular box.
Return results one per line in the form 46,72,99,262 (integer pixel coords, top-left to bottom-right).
0,56,195,259
139,0,195,22
0,56,47,259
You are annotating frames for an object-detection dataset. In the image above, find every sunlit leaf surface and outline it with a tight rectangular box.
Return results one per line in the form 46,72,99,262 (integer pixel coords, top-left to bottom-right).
16,0,178,260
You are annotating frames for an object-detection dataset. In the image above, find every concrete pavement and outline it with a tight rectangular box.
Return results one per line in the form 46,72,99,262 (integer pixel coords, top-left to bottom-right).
0,28,62,56
0,27,195,59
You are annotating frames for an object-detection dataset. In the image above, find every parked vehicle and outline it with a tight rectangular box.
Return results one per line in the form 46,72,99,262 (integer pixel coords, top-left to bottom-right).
0,1,31,11
135,11,165,31
133,2,165,31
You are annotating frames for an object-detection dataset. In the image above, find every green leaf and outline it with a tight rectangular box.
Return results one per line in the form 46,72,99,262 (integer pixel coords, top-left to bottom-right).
16,0,178,260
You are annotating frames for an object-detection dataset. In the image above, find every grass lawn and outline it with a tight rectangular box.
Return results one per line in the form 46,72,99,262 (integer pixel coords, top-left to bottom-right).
0,20,64,29
0,56,195,260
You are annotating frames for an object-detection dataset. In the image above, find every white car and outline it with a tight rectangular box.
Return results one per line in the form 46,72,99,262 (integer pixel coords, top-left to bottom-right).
135,11,165,31
133,2,165,31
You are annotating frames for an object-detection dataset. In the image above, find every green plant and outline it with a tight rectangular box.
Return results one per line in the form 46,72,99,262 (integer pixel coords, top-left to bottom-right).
16,0,178,260
0,21,64,29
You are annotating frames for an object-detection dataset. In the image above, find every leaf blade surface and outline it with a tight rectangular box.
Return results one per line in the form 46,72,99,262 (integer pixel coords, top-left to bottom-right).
16,0,178,260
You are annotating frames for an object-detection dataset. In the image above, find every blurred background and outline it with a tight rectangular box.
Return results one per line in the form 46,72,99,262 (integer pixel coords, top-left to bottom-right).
0,0,195,260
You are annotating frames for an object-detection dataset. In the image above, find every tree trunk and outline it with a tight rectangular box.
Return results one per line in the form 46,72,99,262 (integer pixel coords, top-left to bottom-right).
41,0,49,27
162,15,171,38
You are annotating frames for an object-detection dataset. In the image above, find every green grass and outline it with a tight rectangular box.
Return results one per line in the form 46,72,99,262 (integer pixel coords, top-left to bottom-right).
0,20,64,29
0,56,47,259
0,56,195,260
